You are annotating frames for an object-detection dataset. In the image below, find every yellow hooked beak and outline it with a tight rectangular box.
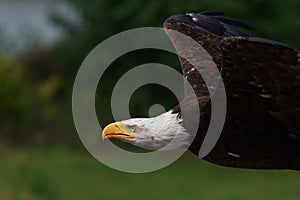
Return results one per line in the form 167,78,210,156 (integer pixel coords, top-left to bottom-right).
102,122,135,140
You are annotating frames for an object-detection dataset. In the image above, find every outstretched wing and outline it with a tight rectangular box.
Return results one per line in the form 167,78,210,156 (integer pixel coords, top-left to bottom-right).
163,11,253,148
213,37,300,170
163,11,253,98
221,37,300,137
164,11,300,169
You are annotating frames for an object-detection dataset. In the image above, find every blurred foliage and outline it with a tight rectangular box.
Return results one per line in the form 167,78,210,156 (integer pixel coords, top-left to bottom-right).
0,0,299,145
0,57,65,144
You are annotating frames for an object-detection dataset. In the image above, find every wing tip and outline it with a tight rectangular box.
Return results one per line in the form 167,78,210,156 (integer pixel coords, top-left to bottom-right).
164,10,253,37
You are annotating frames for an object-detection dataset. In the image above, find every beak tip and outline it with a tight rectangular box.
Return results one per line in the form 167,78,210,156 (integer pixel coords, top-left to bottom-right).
101,130,107,141
101,122,134,140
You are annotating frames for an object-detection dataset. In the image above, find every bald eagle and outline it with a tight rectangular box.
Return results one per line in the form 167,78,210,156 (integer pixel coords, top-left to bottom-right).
102,11,300,170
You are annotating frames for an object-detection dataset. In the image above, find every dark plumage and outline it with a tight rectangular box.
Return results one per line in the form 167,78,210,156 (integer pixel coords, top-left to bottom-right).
164,11,300,170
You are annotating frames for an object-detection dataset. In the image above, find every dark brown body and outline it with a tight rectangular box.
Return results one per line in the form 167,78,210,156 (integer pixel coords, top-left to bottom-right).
165,12,300,170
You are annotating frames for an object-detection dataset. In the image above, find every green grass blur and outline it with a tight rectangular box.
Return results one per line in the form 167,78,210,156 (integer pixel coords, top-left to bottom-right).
1,146,300,200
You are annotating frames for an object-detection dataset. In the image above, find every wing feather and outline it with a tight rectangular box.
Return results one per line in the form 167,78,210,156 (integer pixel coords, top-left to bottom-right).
164,11,300,169
221,37,300,136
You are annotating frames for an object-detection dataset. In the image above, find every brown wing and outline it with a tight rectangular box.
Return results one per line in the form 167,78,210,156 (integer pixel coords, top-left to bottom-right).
164,12,300,170
163,12,226,156
163,11,253,98
203,37,300,170
221,37,300,137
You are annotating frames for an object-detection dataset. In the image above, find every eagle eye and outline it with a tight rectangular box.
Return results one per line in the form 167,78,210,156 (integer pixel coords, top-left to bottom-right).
128,125,137,132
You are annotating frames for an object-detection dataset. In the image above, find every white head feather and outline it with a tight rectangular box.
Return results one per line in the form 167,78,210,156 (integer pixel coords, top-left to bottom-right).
120,111,191,150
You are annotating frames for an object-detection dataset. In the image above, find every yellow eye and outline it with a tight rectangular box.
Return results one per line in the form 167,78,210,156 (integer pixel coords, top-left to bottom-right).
130,126,136,132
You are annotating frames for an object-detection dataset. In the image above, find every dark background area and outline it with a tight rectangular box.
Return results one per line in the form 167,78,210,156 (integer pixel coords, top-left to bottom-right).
0,0,300,199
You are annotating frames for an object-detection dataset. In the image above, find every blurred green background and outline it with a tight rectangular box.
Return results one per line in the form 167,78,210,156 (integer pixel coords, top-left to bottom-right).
0,0,300,199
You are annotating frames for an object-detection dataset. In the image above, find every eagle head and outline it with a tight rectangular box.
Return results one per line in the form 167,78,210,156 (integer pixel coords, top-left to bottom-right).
102,111,191,151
